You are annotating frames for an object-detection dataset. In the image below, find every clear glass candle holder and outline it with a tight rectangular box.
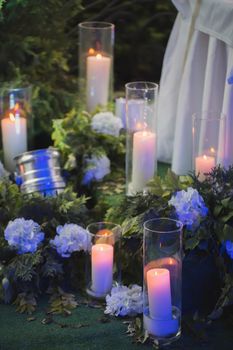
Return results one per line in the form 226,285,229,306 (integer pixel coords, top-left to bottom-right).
125,82,158,196
78,22,114,113
143,218,183,346
0,87,31,172
86,222,121,299
192,112,226,181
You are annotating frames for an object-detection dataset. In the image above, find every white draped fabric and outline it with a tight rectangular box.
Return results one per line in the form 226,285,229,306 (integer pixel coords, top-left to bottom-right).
157,0,233,174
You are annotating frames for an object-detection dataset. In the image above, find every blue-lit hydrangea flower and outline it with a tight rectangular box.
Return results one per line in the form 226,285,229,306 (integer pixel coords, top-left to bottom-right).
225,240,233,259
91,112,123,137
82,154,110,185
50,224,91,258
105,285,143,317
4,218,44,254
168,187,208,230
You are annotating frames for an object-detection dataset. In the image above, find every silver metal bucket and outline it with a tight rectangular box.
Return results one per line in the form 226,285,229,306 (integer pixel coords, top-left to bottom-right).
14,148,66,196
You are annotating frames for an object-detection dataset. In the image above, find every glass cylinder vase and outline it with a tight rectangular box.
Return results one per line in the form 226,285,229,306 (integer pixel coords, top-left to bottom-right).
192,112,226,181
78,22,114,113
86,222,121,299
143,218,182,346
0,87,31,172
125,82,158,196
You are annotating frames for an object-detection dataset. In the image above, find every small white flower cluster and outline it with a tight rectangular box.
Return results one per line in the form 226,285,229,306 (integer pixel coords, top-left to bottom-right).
4,218,44,254
50,223,91,258
82,154,110,185
105,284,143,317
168,187,208,230
91,112,123,137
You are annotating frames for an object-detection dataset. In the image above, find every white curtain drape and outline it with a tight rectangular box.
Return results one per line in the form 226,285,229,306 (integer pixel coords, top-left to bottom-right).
157,0,233,174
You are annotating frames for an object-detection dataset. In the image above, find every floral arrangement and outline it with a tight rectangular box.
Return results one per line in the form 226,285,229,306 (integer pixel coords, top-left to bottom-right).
0,179,89,313
0,105,127,315
52,108,125,195
1,138,233,329
105,167,233,319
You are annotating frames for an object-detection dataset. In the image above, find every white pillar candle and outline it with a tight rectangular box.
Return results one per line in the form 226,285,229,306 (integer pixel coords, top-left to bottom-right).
144,258,179,285
1,114,27,172
147,268,172,320
132,131,156,192
91,243,113,295
195,154,215,181
86,53,111,112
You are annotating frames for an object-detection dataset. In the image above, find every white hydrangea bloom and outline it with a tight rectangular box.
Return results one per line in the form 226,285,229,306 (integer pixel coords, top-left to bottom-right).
82,154,110,185
91,112,123,137
50,224,91,258
168,187,208,229
105,284,143,317
4,218,44,254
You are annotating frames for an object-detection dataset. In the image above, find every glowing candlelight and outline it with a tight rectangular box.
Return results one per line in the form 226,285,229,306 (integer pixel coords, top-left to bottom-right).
91,243,113,295
1,103,27,172
195,154,215,181
147,268,172,320
86,50,111,112
132,130,156,192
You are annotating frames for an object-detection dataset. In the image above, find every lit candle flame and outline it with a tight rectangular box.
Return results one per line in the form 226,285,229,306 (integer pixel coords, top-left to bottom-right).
203,154,207,160
210,147,215,154
96,53,102,60
88,48,95,55
14,103,19,112
9,113,15,122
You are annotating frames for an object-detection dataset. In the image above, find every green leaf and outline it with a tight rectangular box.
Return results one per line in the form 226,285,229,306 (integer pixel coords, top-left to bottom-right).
122,216,142,237
184,236,200,250
221,212,233,224
223,224,233,241
213,205,223,217
221,197,231,208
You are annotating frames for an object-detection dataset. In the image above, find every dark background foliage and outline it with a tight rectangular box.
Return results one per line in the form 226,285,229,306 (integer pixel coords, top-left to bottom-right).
0,0,176,148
